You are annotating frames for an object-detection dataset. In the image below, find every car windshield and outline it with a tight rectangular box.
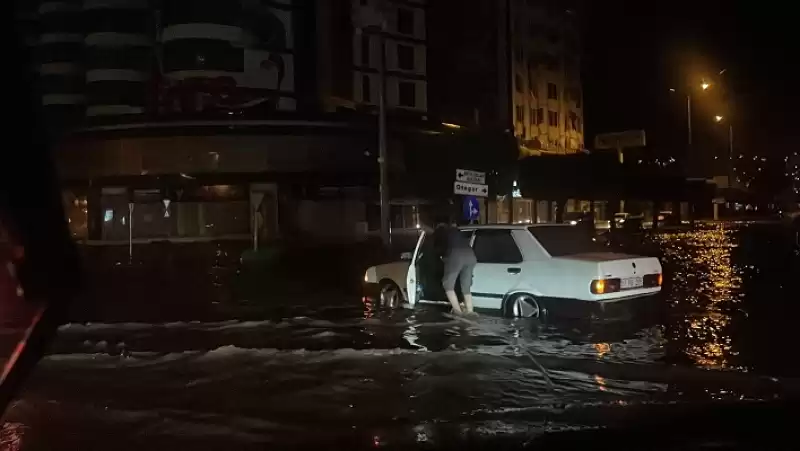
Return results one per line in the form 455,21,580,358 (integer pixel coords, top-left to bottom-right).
528,226,607,256
6,0,798,448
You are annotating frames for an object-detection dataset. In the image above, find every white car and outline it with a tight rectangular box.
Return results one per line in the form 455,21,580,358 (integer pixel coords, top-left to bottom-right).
364,224,662,317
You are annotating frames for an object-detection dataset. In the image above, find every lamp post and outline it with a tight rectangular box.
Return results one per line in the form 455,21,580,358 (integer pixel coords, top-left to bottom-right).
714,115,735,187
672,80,710,147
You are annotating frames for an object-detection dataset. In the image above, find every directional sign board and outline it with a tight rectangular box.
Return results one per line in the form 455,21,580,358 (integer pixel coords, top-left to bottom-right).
595,130,646,150
463,195,480,222
454,181,488,197
456,169,486,184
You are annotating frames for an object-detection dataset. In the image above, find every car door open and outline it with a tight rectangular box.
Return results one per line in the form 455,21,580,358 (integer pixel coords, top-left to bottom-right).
405,231,425,306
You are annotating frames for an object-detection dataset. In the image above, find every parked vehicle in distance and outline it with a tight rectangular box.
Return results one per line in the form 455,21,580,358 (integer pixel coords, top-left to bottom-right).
562,211,594,226
364,224,662,318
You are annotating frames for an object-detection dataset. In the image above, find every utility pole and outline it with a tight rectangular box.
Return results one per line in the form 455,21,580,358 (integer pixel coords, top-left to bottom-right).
377,29,390,247
353,2,390,247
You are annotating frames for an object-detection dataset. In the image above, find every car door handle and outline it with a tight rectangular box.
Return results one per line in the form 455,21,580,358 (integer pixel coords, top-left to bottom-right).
507,267,521,274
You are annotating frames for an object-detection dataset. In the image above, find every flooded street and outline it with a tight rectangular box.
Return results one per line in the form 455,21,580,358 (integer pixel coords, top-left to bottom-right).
3,223,800,449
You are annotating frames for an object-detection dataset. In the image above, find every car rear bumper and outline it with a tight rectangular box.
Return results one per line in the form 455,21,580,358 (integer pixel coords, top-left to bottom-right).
539,292,661,319
591,287,662,303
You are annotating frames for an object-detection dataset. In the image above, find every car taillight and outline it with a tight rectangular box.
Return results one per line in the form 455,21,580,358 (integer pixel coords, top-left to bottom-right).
590,278,620,294
643,273,663,288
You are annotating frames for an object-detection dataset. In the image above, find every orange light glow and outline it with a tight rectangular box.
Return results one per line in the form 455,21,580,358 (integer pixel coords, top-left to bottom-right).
657,273,663,286
594,279,606,294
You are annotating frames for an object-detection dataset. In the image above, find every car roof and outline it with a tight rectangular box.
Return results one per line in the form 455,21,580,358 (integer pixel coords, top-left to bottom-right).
458,223,571,230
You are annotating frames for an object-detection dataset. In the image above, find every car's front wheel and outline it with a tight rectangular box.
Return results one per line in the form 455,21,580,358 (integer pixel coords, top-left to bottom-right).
379,281,403,310
504,293,540,318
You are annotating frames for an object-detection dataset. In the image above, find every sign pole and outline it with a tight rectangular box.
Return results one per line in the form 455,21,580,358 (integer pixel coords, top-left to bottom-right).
617,144,625,213
250,191,265,252
253,210,258,251
128,202,134,261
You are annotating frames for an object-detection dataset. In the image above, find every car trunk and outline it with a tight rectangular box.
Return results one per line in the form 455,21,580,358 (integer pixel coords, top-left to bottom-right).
554,252,661,289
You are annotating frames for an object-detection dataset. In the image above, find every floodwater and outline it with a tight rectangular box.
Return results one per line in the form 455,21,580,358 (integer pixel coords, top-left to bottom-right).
2,223,800,449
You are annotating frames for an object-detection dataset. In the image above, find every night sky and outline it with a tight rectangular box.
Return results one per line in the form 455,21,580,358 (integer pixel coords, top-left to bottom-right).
581,1,796,165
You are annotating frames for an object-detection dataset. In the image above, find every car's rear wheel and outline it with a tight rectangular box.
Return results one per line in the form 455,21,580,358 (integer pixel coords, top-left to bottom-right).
379,280,403,309
504,293,540,318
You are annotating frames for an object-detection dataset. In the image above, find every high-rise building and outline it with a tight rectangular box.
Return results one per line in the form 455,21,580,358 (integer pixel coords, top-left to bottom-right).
25,0,424,243
317,0,427,114
158,0,299,114
428,0,583,155
511,0,583,155
84,0,154,117
37,1,86,125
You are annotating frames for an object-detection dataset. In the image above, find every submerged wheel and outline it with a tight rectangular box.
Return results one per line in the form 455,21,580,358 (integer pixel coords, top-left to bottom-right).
504,293,540,318
379,281,403,309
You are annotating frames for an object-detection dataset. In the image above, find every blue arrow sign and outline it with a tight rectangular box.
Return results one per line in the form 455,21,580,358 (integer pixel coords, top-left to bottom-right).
463,195,480,222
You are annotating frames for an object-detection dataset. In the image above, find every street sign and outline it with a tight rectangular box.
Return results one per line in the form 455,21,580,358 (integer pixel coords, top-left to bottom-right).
456,169,486,184
594,130,646,150
463,195,480,222
454,181,488,197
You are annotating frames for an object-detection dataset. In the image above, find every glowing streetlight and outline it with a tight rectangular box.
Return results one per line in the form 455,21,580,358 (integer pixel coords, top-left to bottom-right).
701,81,710,91
715,115,724,123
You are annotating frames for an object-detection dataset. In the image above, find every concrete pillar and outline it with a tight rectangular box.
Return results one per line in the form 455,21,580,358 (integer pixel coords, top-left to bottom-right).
555,199,566,223
713,203,719,221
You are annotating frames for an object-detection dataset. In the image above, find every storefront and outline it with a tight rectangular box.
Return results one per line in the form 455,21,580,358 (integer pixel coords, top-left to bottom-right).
56,121,377,245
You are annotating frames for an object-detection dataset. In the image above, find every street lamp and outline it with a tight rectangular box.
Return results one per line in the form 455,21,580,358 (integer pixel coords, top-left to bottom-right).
672,80,713,147
714,115,734,187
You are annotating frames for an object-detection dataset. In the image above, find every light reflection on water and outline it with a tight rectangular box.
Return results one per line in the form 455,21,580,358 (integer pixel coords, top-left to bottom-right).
5,223,799,449
653,225,742,370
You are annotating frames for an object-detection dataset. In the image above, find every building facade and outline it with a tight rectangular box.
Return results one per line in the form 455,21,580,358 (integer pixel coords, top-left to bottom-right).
511,0,583,155
37,1,86,126
83,0,154,117
317,0,427,114
428,0,583,155
25,0,433,244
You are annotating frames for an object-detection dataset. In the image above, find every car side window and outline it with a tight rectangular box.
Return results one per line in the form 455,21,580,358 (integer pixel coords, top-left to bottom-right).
473,230,523,264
